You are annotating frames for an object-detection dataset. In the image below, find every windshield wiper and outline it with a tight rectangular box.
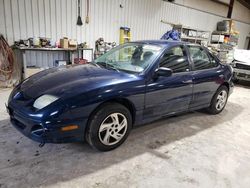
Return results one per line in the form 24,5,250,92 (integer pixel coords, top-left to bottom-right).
95,62,120,72
107,64,120,72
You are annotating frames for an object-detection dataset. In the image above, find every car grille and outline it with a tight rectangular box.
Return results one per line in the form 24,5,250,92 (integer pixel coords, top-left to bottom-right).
235,63,250,71
237,73,250,79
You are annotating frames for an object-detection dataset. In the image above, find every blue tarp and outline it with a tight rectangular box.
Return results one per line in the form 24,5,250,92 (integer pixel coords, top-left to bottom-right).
160,30,180,41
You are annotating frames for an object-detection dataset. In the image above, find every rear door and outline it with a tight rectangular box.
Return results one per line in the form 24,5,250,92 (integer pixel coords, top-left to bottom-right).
187,45,222,109
144,45,193,118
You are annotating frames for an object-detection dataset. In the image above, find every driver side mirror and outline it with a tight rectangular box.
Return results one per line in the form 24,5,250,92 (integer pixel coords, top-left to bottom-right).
154,67,173,78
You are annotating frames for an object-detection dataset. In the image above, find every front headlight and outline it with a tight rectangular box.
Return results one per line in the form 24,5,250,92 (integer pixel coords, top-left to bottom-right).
33,95,59,110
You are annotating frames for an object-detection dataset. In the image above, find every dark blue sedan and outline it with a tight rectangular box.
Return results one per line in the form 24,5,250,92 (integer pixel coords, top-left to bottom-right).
7,40,233,151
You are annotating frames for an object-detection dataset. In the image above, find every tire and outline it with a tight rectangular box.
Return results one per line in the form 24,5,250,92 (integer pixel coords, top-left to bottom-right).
86,103,132,151
207,85,229,115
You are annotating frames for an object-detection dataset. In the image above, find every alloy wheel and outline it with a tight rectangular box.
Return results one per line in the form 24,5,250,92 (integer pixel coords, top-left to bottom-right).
98,113,128,146
215,90,228,111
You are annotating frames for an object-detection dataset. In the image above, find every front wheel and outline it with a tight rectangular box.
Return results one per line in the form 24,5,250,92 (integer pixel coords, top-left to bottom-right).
86,103,132,151
207,85,229,114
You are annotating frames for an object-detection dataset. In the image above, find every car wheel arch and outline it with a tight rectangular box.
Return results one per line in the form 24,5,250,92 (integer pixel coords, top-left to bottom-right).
85,98,136,135
207,83,229,114
210,82,229,105
221,82,229,91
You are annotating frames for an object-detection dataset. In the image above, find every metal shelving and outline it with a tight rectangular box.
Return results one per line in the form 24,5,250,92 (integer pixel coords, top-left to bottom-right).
173,24,210,45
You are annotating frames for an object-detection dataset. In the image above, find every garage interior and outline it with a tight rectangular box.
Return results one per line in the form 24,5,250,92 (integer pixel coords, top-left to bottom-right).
0,0,250,187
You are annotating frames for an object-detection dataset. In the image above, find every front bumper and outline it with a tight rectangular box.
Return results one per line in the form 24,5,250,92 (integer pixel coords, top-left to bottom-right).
7,105,87,143
234,68,250,81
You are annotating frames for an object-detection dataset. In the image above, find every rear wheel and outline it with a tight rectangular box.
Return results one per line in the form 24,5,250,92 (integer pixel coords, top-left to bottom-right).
86,103,132,151
207,85,229,114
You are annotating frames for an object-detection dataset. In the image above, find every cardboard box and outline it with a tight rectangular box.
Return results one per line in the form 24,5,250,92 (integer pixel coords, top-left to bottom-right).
211,34,224,43
60,38,69,48
69,39,77,49
55,60,68,66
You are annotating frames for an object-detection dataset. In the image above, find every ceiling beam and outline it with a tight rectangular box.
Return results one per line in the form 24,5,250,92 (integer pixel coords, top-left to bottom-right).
227,0,235,18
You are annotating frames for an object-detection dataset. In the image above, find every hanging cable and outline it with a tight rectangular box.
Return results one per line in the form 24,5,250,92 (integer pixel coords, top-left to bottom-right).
0,35,14,82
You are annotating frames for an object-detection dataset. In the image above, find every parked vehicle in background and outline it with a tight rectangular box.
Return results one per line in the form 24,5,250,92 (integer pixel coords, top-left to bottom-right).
7,40,234,151
231,49,250,82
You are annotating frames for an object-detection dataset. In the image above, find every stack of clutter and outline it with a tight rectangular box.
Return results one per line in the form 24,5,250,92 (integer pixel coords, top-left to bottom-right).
208,20,239,63
60,37,78,49
13,37,78,49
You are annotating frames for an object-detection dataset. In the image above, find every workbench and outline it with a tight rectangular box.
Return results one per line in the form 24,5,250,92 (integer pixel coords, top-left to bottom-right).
13,47,94,79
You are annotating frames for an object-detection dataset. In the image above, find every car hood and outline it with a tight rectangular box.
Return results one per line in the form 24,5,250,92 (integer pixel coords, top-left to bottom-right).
20,64,141,99
234,60,250,66
234,49,250,65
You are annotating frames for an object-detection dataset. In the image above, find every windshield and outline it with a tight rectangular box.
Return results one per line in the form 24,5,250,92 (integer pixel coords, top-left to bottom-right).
94,43,162,74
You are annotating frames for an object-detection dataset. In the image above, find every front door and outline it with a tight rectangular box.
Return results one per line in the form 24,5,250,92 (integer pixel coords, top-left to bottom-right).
144,45,193,119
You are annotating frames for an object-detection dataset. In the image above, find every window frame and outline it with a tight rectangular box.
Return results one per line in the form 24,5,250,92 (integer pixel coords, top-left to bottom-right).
158,45,192,75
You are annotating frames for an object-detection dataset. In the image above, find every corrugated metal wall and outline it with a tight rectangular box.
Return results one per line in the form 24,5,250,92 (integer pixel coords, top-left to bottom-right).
0,0,250,67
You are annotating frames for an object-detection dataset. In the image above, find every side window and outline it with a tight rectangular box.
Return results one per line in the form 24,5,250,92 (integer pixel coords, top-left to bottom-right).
188,46,218,70
159,46,190,73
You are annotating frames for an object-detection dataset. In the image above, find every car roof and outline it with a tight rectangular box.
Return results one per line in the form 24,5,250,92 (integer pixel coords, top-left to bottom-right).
132,40,192,48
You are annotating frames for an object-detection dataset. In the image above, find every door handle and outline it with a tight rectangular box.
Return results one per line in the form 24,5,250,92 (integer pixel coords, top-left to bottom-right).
182,80,193,84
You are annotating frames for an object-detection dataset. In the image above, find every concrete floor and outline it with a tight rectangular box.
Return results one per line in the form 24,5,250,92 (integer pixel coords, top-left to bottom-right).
0,83,250,188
